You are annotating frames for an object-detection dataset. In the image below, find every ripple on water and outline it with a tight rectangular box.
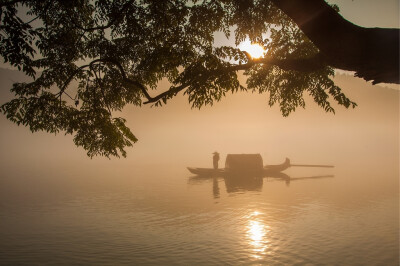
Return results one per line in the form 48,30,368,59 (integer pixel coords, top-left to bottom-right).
0,172,398,265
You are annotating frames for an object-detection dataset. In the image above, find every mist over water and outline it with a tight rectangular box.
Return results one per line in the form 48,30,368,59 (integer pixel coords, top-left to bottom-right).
0,69,398,264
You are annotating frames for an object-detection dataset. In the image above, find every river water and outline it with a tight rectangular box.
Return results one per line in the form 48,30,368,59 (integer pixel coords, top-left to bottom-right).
0,156,398,265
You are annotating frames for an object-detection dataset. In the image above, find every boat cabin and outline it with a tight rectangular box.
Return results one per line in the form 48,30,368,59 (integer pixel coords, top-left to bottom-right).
225,154,264,176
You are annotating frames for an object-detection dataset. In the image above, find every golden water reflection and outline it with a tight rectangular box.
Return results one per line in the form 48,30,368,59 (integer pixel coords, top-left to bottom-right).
246,211,270,259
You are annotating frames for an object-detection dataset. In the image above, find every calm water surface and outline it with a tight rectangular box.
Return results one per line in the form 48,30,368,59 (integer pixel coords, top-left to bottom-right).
0,157,398,265
0,71,399,265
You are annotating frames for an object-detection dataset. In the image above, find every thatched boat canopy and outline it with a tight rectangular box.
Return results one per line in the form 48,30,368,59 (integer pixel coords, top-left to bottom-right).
225,154,263,173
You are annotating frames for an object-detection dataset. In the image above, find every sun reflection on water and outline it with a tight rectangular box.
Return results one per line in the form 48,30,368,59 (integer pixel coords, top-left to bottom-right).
246,211,270,259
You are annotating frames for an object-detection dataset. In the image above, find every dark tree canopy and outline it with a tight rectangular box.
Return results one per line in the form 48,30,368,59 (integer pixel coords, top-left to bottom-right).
0,0,398,157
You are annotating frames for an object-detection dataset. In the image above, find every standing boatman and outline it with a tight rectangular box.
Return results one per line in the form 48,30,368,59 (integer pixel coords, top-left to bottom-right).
213,152,220,169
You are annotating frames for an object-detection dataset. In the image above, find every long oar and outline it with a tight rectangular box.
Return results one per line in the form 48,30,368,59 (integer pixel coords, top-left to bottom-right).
290,174,335,181
290,164,334,168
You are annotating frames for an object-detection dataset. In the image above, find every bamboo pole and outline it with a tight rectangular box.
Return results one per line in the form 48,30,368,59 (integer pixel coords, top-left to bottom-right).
290,164,334,168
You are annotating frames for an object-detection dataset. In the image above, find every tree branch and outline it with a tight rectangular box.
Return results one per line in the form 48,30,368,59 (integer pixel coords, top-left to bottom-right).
95,58,153,100
142,63,252,105
59,52,327,108
142,54,327,105
142,83,190,105
71,0,135,32
256,54,327,72
270,0,400,84
58,58,156,104
91,64,112,115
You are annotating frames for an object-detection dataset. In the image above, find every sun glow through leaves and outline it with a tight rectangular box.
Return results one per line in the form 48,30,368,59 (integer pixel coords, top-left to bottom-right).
238,40,266,59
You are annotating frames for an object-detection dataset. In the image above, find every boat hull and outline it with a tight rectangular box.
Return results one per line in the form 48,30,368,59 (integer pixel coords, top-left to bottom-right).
187,167,225,176
264,158,290,173
187,158,291,177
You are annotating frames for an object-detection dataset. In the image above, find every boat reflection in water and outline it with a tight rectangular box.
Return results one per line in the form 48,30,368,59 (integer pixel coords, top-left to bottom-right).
189,171,334,198
187,154,334,198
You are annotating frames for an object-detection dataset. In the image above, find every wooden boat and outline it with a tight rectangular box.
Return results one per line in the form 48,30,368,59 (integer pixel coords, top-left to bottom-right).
187,154,333,177
264,158,291,173
187,157,291,177
187,167,225,176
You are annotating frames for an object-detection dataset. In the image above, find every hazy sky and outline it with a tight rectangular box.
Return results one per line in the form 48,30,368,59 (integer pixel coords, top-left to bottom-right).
327,0,398,27
329,0,399,28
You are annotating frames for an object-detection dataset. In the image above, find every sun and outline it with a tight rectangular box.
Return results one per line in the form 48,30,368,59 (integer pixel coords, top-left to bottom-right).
238,40,266,59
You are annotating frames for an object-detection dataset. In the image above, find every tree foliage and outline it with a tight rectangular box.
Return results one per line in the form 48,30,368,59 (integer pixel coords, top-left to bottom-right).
0,0,364,157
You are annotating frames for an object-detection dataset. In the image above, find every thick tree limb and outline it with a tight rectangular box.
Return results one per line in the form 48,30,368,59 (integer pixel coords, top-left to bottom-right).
257,54,327,72
271,0,400,84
